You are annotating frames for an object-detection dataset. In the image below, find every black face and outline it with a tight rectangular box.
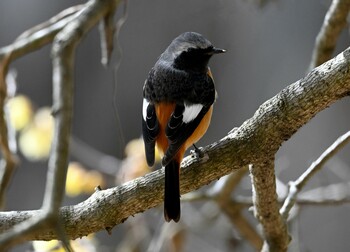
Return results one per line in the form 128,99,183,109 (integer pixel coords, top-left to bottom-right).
173,46,214,72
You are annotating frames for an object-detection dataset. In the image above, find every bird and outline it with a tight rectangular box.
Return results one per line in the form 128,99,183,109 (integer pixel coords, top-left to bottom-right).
142,32,225,222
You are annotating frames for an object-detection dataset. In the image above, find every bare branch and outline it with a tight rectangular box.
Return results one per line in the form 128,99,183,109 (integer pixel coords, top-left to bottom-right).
99,0,127,66
186,182,350,208
309,0,350,69
16,5,85,41
250,162,289,252
0,5,83,62
99,12,115,66
280,131,350,220
0,53,18,211
298,182,350,205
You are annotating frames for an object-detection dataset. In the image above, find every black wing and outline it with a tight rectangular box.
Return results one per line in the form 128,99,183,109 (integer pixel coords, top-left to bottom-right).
161,103,211,166
142,100,159,167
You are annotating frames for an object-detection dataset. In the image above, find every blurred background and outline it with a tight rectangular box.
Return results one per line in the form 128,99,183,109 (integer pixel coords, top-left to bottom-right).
1,0,350,251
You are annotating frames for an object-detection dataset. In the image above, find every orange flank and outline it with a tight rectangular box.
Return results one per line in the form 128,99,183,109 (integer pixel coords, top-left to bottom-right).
155,102,213,163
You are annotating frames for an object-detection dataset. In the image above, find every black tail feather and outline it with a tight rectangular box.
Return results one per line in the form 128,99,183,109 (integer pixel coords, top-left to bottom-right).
164,159,180,222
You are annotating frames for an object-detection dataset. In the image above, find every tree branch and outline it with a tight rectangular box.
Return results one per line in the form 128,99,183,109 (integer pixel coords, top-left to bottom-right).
249,162,289,252
0,54,18,211
0,5,83,62
298,182,350,205
280,130,350,220
0,43,349,243
309,0,350,69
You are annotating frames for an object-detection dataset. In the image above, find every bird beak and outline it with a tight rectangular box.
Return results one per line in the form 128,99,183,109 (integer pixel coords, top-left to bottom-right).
208,47,226,55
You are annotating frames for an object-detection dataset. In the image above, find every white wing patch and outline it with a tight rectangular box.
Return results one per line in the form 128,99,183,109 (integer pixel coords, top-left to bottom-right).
142,98,150,121
183,103,203,123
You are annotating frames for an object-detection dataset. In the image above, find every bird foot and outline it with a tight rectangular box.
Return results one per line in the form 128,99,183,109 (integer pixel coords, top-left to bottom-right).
190,144,209,163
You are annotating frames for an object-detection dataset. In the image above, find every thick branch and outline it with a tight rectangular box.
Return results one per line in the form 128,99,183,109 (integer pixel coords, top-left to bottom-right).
0,44,350,241
309,0,350,69
250,162,289,252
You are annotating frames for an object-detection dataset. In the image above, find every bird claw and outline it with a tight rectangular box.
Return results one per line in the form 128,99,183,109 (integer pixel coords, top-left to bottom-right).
191,144,203,158
190,144,209,163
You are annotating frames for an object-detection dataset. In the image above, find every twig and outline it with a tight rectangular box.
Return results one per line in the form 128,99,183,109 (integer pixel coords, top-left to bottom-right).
0,5,83,61
185,181,350,208
298,182,350,205
309,0,350,70
208,180,350,208
99,0,120,66
99,0,127,65
16,5,85,41
280,131,350,220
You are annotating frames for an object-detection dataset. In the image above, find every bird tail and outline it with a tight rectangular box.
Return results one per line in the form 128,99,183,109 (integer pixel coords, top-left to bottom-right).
164,159,181,222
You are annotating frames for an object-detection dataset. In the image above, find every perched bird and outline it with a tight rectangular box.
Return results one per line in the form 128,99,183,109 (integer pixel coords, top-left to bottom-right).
142,32,225,222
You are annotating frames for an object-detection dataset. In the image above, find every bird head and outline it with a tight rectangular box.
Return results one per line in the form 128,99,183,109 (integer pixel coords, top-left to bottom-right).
164,32,226,72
